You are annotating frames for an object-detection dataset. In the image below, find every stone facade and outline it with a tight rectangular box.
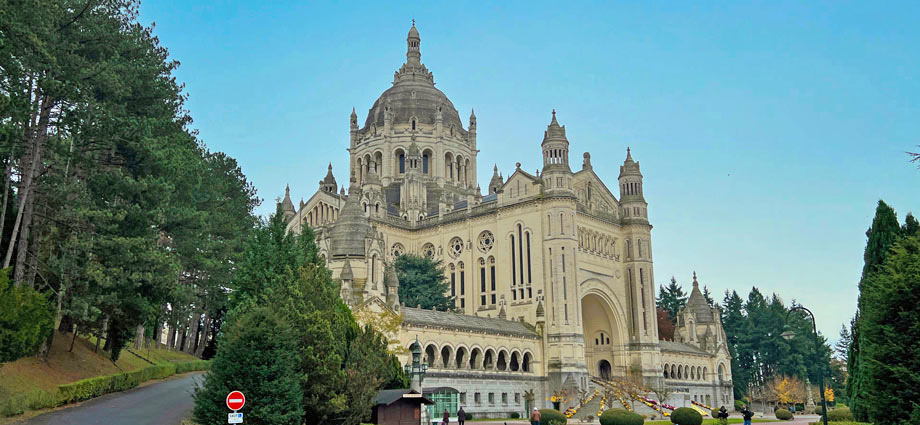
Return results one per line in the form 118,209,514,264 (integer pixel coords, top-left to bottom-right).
283,23,733,416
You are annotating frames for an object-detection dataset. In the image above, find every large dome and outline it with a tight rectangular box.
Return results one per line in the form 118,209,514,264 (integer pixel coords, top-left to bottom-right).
362,82,464,131
360,23,466,134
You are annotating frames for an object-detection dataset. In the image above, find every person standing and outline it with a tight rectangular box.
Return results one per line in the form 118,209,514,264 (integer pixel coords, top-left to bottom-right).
530,408,541,425
458,406,465,425
741,405,754,425
442,409,450,425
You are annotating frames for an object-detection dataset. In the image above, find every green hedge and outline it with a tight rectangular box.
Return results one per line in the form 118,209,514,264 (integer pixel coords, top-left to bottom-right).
822,407,856,422
1,360,211,417
600,408,645,425
540,409,567,425
775,409,793,420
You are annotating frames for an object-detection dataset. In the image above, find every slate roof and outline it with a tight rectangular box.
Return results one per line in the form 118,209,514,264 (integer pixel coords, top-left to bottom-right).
374,389,433,406
659,340,710,356
402,307,538,338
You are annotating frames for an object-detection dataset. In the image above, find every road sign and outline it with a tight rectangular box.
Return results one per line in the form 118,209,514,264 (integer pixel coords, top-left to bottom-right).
226,391,245,411
228,412,243,424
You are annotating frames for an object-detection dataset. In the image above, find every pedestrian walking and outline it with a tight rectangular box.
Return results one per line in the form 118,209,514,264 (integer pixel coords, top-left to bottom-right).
530,408,541,425
442,409,450,425
741,405,754,425
458,406,465,425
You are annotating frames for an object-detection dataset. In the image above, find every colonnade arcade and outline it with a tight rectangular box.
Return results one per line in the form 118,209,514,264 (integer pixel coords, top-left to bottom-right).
417,342,535,374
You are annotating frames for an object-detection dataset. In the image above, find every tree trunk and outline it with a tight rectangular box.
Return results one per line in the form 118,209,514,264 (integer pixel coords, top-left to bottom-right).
180,315,193,353
187,312,203,354
25,207,42,288
13,183,36,285
4,96,50,276
153,318,162,349
167,323,177,350
194,312,211,358
69,325,79,352
134,324,145,350
0,157,13,244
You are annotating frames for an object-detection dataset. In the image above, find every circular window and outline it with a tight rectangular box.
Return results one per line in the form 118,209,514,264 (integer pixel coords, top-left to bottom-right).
478,230,494,253
449,237,463,258
391,243,405,258
422,243,436,259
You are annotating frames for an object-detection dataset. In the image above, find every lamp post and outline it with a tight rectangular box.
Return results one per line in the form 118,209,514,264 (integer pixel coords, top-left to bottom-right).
781,305,828,425
404,336,428,393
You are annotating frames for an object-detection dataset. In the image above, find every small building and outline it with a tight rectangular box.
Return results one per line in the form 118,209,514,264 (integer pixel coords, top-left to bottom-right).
373,389,434,425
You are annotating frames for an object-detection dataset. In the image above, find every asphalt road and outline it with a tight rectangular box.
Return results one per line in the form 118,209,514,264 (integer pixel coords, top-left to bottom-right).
20,372,204,425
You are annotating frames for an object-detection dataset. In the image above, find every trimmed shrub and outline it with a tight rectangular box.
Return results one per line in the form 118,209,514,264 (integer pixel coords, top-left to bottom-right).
734,400,745,411
823,407,856,422
600,408,644,425
670,407,702,425
0,389,58,417
775,409,793,420
511,413,520,419
175,360,211,374
540,409,568,425
0,270,55,362
465,412,472,420
57,362,178,404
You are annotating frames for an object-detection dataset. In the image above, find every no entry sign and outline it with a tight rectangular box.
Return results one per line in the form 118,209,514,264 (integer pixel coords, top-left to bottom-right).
226,391,245,411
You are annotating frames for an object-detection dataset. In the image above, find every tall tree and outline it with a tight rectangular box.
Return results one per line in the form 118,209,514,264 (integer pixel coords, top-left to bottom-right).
849,200,902,420
835,324,851,361
395,254,453,311
656,277,687,322
702,285,715,307
858,234,920,424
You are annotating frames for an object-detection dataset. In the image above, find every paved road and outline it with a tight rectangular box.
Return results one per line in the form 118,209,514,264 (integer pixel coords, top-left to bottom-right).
20,373,203,425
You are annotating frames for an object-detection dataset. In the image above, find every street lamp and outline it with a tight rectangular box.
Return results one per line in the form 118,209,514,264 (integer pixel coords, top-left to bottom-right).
781,305,829,425
406,336,428,392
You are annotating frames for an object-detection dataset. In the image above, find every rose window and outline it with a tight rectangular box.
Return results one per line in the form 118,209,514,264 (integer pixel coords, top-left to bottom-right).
449,237,463,258
422,243,436,259
478,230,495,253
391,243,405,258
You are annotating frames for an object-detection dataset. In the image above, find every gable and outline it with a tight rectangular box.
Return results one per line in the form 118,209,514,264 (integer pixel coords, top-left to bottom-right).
500,168,540,200
573,170,619,214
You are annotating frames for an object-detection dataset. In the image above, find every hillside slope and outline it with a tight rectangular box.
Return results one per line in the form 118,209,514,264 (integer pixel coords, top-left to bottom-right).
0,332,198,399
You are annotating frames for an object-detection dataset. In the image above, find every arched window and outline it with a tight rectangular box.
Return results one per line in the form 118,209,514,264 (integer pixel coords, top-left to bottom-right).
522,352,532,372
469,348,481,369
458,262,465,299
449,264,456,298
664,364,670,379
370,254,376,283
398,153,405,173
489,256,496,305
422,152,429,174
479,258,487,306
411,118,417,130
510,234,516,286
425,344,437,366
440,346,451,368
718,364,725,381
455,347,467,369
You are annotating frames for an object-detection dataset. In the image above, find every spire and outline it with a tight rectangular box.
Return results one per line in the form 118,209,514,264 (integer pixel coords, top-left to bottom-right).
340,260,354,280
406,20,421,66
550,109,558,126
626,146,633,162
692,271,699,288
281,184,295,220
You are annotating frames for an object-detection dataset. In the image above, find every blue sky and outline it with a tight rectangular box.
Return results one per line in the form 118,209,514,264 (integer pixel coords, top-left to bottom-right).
138,1,918,341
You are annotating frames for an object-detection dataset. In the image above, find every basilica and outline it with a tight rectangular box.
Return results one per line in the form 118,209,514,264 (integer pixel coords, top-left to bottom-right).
282,23,733,418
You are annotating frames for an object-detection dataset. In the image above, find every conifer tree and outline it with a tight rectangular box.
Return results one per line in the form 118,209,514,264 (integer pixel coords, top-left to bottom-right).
656,277,687,322
849,200,901,420
395,254,453,311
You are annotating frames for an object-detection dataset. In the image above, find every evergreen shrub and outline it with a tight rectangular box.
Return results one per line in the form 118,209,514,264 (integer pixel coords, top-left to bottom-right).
823,407,855,422
511,413,520,419
600,408,644,425
775,409,793,420
669,407,702,425
540,409,568,425
734,400,745,411
0,271,54,362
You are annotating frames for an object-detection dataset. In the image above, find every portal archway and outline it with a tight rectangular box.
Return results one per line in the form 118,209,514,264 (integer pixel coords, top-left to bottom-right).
598,360,612,380
581,290,625,379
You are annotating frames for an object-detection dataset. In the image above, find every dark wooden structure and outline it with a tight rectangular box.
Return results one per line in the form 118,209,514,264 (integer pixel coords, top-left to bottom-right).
372,389,433,425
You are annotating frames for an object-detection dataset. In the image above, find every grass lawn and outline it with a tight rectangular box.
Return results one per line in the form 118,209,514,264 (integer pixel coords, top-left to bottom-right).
0,332,198,401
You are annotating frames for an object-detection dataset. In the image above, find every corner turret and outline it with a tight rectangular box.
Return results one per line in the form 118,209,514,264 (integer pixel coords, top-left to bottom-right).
540,110,574,194
618,147,647,222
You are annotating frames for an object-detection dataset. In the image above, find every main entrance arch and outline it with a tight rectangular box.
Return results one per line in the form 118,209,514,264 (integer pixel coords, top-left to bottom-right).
581,291,625,379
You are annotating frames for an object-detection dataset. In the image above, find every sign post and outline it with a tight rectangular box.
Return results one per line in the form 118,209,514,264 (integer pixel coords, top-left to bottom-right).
226,391,245,424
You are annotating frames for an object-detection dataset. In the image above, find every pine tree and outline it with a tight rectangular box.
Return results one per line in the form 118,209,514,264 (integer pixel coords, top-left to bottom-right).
721,290,747,398
859,234,920,424
850,200,902,420
702,285,715,307
395,254,453,311
835,324,851,361
193,304,303,425
656,277,687,322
